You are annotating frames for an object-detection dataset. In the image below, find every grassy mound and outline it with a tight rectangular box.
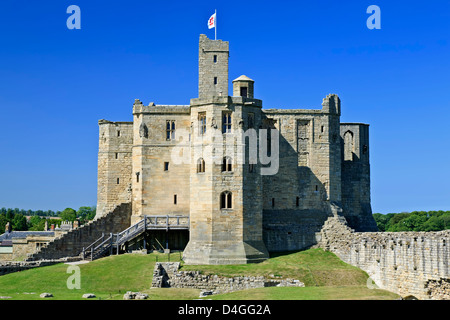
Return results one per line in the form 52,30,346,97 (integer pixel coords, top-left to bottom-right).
0,249,399,300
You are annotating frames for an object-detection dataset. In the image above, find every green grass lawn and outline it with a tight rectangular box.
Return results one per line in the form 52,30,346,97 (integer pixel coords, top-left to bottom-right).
0,249,399,300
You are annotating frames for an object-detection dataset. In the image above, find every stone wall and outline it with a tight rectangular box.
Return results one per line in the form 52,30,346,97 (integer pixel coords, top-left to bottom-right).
0,257,80,276
131,101,191,225
97,120,133,218
198,34,229,98
317,216,450,300
26,203,132,261
151,262,304,294
96,34,378,264
340,123,377,231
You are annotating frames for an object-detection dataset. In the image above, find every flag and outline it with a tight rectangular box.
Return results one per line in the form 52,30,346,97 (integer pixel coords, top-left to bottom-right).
208,12,216,29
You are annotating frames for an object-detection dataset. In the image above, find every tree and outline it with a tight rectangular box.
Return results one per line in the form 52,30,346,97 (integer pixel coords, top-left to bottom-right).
12,214,28,231
0,214,8,234
423,216,444,232
5,209,13,220
401,214,427,231
28,215,45,231
59,208,77,222
77,206,96,222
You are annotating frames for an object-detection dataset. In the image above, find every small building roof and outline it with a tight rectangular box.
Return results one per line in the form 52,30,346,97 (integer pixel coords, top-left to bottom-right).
0,231,55,242
232,75,254,82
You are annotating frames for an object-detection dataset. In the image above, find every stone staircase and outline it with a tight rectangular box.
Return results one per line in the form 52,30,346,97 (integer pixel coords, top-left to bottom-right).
25,203,132,261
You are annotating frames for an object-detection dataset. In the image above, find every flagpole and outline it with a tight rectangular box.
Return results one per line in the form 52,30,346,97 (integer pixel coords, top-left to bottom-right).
215,9,217,40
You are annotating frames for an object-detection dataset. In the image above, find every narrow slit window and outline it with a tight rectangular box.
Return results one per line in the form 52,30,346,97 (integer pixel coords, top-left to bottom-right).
166,120,176,140
115,153,118,159
117,130,121,137
222,112,232,133
213,55,217,63
117,178,120,184
197,158,205,173
214,77,218,85
136,172,140,183
272,198,275,208
174,194,177,205
296,197,300,207
164,162,169,171
198,112,206,135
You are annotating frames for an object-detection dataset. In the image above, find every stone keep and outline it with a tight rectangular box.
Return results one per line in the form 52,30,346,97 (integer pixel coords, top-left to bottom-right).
96,34,377,264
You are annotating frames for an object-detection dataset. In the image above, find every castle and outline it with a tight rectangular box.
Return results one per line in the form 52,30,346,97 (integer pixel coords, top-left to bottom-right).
96,34,378,265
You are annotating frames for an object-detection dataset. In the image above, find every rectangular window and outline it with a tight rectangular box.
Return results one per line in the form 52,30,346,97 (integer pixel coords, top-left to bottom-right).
115,153,118,159
240,86,248,97
214,77,218,85
117,130,121,137
166,120,175,140
213,55,217,63
272,198,275,208
164,162,169,171
222,112,232,133
198,112,206,135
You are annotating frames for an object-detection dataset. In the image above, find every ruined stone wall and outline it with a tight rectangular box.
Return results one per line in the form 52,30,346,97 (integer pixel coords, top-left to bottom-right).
340,123,377,231
261,94,342,252
151,262,304,294
0,257,81,276
318,216,450,300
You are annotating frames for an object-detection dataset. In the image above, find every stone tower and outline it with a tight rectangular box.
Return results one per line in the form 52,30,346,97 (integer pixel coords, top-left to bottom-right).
182,34,269,264
96,120,133,218
198,34,229,98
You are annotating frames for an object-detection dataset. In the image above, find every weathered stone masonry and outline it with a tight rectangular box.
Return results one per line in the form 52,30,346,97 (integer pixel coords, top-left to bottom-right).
317,216,450,300
96,34,378,265
151,262,304,294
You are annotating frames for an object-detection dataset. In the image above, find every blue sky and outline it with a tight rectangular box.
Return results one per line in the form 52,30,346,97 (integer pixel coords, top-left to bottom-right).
0,1,449,214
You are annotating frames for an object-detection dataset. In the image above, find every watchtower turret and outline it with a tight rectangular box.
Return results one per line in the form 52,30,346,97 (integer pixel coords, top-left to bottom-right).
232,75,254,98
198,34,229,98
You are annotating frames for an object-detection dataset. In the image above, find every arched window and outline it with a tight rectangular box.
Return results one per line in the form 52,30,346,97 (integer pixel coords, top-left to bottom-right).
344,130,354,161
220,191,232,209
197,158,205,173
222,156,232,172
